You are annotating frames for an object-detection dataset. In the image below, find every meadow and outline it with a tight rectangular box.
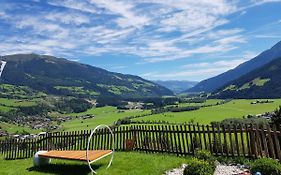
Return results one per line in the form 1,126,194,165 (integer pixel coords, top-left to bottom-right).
0,97,38,113
60,106,150,131
133,99,281,124
1,99,281,134
0,98,41,134
0,98,37,107
0,122,39,134
0,152,188,175
177,99,223,107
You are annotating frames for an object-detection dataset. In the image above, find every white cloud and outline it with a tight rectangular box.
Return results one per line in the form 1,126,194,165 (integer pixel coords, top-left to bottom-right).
45,11,90,25
143,59,248,81
142,68,230,81
181,59,247,70
207,28,244,39
0,0,279,66
215,35,247,45
142,43,238,63
241,51,258,59
47,0,98,14
250,0,281,5
88,0,150,28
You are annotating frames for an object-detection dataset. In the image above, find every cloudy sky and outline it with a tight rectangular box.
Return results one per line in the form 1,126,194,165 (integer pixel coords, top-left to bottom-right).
0,0,281,81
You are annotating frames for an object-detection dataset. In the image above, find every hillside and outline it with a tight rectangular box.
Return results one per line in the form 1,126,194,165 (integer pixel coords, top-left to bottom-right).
186,41,281,93
0,54,173,99
153,80,198,94
212,57,281,99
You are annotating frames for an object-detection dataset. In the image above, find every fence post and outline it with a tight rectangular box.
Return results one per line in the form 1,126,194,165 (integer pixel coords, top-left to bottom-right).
273,125,281,161
249,124,257,158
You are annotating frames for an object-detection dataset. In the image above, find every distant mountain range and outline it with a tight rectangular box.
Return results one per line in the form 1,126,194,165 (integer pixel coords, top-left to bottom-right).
0,54,173,99
212,57,281,98
153,80,198,94
186,41,281,93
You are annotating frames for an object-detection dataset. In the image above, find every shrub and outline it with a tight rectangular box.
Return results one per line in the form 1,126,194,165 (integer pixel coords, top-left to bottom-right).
194,150,216,170
184,158,215,175
250,158,281,175
195,150,212,161
216,156,251,166
272,106,281,125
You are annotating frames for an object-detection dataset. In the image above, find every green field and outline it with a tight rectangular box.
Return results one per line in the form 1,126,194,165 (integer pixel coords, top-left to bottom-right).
133,99,281,124
177,99,223,107
0,105,12,112
61,106,150,131
0,98,37,113
0,98,36,107
0,122,40,134
0,152,188,175
1,99,281,134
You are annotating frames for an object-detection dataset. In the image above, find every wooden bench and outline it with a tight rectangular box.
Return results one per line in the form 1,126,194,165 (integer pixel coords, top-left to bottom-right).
38,150,113,163
34,125,114,174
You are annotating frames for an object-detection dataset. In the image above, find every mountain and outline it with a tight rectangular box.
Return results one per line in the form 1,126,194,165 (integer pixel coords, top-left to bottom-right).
212,57,281,99
186,41,281,93
0,54,173,98
153,80,198,94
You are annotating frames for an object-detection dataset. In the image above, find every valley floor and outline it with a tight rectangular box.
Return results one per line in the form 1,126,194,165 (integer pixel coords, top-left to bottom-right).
133,99,281,124
1,99,281,135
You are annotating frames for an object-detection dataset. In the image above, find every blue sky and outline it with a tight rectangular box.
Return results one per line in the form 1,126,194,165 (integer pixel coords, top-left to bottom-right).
0,0,281,81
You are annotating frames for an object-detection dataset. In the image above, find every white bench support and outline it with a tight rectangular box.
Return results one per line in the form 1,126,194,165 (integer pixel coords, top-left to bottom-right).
86,125,115,174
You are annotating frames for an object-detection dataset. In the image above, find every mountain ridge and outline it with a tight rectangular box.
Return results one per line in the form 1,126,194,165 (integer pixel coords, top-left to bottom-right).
0,54,173,98
212,57,281,99
186,41,281,93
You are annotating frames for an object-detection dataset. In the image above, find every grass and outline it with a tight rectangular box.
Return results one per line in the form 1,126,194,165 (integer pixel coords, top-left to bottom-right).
0,84,46,99
177,99,223,107
60,106,150,131
133,99,281,124
0,98,38,113
0,122,40,134
0,105,12,112
0,98,37,107
0,152,188,175
2,98,281,133
54,86,100,96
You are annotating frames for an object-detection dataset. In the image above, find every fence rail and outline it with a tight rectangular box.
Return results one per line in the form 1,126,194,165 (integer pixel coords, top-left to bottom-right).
1,124,281,160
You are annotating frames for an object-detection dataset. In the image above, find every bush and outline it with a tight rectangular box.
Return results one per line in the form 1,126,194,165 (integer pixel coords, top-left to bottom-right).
251,158,281,175
194,150,216,170
272,106,281,125
184,158,215,175
216,156,250,165
195,150,212,161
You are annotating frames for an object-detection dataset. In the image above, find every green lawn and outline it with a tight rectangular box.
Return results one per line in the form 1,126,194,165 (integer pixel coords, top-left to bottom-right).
0,152,188,175
61,106,150,131
133,99,281,124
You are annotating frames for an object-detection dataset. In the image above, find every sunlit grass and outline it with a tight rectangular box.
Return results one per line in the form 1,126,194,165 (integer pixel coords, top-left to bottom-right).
133,99,281,124
0,152,189,175
61,106,150,131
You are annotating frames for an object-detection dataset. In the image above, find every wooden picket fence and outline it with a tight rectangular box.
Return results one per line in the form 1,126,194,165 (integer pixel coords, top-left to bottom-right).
1,124,281,160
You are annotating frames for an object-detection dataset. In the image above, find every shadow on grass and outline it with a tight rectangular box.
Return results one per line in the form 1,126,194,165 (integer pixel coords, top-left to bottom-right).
27,163,102,175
